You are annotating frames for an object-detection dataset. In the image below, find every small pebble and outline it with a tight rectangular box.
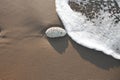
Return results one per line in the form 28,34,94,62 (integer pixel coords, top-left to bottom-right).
45,27,66,38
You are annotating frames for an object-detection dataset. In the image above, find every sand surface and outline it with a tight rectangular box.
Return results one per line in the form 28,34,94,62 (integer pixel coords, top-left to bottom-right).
0,0,120,80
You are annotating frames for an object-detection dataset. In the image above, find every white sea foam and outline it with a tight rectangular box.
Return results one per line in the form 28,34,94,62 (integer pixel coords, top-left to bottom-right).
56,0,120,59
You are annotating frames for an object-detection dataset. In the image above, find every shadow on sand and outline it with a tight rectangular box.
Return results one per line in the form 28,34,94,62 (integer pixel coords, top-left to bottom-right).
47,36,69,54
69,38,120,70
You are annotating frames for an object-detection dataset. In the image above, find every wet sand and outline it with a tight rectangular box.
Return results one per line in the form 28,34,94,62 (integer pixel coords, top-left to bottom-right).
0,0,120,80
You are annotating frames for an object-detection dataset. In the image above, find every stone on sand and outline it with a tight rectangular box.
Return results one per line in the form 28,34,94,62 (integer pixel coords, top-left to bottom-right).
45,27,66,38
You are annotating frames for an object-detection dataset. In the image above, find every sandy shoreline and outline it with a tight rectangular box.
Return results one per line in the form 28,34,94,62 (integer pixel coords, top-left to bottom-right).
0,0,120,80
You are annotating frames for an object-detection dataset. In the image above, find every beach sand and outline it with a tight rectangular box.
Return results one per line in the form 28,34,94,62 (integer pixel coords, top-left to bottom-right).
0,0,120,80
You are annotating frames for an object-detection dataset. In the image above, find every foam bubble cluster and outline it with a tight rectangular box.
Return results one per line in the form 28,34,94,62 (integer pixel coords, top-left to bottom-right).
56,0,120,59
